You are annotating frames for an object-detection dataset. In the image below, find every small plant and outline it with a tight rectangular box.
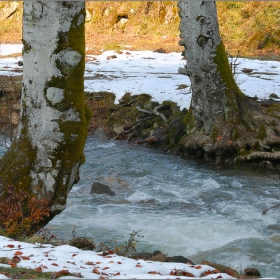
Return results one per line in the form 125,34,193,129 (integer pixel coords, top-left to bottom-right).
227,50,240,76
97,230,143,257
122,230,143,256
36,227,59,244
0,184,50,238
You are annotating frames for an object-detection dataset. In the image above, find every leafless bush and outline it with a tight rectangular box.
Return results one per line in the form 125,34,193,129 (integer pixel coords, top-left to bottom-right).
0,56,22,147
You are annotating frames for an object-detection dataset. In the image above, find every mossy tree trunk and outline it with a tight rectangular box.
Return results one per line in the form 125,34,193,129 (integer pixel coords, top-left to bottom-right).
0,1,90,225
178,0,280,166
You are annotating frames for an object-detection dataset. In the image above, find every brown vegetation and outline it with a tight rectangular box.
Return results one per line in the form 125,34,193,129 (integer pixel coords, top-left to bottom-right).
0,2,279,59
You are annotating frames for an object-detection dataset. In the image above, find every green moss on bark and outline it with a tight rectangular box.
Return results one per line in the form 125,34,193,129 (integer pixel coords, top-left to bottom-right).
0,133,36,194
214,41,245,99
45,6,88,211
0,4,88,224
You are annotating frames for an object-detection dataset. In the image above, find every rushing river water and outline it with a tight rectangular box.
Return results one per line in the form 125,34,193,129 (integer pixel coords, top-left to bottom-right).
1,135,280,277
46,136,280,278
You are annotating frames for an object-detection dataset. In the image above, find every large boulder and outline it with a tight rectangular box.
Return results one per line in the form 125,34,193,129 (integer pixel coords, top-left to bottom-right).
167,255,194,265
267,224,280,232
263,203,280,214
93,127,108,140
152,253,167,262
90,182,116,196
244,267,261,278
68,237,95,250
133,252,152,260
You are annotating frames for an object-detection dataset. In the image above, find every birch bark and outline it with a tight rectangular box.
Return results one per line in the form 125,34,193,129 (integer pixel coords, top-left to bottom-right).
0,1,90,222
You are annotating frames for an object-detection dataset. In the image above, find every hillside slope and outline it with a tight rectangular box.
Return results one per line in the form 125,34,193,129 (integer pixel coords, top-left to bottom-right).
0,1,279,59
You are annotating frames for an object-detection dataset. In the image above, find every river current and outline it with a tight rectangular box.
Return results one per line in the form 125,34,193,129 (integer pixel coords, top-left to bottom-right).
46,137,280,277
1,135,279,277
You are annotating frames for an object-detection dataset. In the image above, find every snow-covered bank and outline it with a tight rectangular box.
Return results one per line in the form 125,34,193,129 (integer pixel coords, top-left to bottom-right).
1,45,280,110
0,235,235,279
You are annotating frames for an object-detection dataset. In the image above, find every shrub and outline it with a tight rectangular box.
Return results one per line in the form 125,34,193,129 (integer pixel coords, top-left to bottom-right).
0,184,50,238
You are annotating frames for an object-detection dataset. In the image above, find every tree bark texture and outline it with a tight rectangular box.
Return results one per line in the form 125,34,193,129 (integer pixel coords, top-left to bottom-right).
0,1,90,222
178,1,245,133
178,1,280,165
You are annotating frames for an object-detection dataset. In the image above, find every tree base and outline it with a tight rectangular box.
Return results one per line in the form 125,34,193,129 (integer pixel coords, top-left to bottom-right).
181,97,280,169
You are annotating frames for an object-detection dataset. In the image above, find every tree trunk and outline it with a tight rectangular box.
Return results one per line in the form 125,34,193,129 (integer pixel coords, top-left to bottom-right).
0,1,90,224
178,0,280,166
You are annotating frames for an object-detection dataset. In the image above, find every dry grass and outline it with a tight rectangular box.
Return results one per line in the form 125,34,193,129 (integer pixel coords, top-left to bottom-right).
0,1,279,59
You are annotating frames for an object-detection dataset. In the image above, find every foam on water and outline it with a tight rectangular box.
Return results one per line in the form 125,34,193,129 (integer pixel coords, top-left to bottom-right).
1,136,279,277
49,201,262,256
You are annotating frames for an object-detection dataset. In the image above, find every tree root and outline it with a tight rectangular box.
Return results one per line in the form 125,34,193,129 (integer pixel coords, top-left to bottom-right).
236,151,280,162
136,105,167,123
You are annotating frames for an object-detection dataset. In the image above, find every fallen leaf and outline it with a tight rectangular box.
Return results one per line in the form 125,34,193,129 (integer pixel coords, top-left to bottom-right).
96,261,101,264
14,251,23,256
148,271,160,275
21,256,30,260
182,271,194,277
216,276,223,279
98,276,107,280
72,253,77,257
135,264,142,268
80,266,86,269
117,261,122,264
12,256,21,263
51,263,59,266
109,260,114,263
6,244,15,248
102,266,110,270
107,249,114,254
195,265,202,269
67,261,76,265
43,265,48,269
34,267,42,273
113,272,120,276
204,270,213,276
18,245,21,248
104,255,112,258
7,260,17,268
92,268,100,274
85,261,95,265
58,270,70,275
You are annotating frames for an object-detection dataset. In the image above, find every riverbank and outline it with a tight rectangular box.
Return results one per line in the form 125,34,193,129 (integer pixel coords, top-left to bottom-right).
0,234,262,279
1,47,280,166
1,47,280,279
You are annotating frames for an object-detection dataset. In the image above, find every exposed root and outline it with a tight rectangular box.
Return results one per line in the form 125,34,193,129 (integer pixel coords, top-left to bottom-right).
136,105,167,123
236,151,280,161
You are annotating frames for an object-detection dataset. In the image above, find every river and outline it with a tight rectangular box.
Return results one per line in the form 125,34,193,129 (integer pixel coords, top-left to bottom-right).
44,136,280,278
